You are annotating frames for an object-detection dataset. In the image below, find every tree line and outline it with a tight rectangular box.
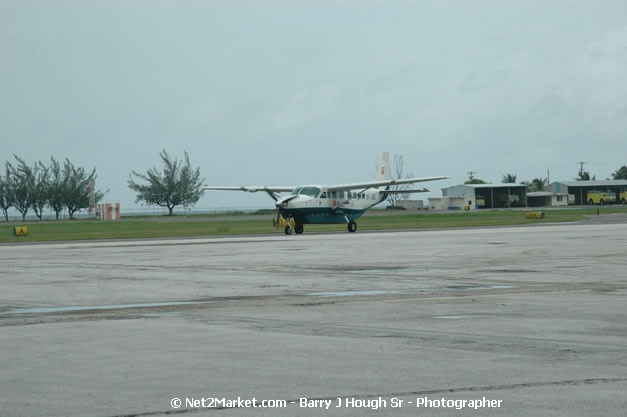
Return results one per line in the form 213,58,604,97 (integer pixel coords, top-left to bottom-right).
0,156,105,221
0,150,204,221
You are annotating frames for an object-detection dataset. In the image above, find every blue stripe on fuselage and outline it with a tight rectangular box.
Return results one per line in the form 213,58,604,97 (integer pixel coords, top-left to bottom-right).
280,207,366,224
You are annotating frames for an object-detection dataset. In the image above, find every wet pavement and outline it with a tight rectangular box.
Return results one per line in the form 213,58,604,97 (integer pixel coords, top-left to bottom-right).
1,222,626,416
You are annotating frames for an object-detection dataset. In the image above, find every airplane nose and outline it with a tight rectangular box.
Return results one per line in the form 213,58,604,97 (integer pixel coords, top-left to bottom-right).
276,195,297,208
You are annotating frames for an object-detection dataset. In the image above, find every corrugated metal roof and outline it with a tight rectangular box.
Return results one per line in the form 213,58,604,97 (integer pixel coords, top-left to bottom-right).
553,180,627,186
451,183,526,189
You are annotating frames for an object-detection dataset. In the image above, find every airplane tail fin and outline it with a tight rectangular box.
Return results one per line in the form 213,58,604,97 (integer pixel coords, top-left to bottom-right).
376,151,390,182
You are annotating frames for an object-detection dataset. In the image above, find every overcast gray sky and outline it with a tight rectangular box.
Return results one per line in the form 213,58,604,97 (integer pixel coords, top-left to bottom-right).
2,0,626,211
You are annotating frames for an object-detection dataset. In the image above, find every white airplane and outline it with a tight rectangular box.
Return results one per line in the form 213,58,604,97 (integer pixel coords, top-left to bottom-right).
203,152,448,235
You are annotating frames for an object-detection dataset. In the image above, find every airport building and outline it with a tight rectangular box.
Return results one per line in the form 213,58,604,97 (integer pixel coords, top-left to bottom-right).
527,191,569,207
428,180,627,210
429,184,527,210
543,180,627,205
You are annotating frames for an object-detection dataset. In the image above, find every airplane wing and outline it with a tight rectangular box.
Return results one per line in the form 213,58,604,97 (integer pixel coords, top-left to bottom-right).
327,176,449,192
202,186,295,193
383,188,430,194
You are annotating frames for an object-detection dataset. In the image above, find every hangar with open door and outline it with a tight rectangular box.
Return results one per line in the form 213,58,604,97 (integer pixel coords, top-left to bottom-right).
544,180,627,205
432,184,528,210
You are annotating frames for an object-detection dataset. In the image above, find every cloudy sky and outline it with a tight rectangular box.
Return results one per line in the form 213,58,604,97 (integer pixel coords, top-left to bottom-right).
1,0,626,211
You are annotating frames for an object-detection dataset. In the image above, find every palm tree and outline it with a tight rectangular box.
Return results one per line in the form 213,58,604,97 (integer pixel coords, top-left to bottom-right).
501,173,517,184
527,178,546,192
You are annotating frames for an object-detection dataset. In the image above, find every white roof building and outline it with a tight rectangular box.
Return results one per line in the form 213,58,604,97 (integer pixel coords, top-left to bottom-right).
430,183,527,210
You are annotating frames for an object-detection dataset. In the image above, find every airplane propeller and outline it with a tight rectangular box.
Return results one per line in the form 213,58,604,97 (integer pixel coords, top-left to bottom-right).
273,195,298,227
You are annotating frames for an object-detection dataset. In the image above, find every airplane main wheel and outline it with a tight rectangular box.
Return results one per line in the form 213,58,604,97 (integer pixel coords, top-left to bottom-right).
295,224,304,234
284,225,292,235
347,221,357,233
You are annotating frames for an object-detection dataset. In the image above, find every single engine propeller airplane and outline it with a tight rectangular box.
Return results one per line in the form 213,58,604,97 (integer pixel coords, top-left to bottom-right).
203,152,448,235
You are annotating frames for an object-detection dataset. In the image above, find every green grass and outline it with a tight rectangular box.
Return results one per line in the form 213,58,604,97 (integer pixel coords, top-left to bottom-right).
1,207,625,243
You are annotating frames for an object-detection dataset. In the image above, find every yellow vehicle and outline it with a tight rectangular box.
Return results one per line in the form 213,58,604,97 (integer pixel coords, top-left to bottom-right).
587,191,616,205
620,192,627,204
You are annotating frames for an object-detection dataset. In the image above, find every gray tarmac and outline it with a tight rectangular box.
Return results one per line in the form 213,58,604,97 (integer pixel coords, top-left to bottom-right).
1,222,626,416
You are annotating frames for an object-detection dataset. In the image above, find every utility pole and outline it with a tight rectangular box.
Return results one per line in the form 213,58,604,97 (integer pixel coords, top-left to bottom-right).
467,171,477,181
577,161,585,176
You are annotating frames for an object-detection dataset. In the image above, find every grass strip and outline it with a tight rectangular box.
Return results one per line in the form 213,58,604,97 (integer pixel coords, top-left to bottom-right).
1,207,625,243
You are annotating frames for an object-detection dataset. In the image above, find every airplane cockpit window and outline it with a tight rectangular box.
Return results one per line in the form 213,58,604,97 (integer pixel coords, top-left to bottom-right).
299,187,321,198
290,187,303,195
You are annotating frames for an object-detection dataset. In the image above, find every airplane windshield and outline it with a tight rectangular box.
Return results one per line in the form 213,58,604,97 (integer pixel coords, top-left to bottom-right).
298,187,321,198
289,187,303,195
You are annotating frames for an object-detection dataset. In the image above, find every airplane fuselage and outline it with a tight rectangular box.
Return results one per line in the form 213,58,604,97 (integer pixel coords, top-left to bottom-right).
276,185,387,225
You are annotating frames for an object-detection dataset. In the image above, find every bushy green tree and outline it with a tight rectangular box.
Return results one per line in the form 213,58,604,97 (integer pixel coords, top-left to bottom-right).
464,178,487,184
612,165,627,180
576,171,595,181
46,157,67,219
31,162,49,220
63,159,105,219
128,150,204,215
7,156,35,221
0,165,13,221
